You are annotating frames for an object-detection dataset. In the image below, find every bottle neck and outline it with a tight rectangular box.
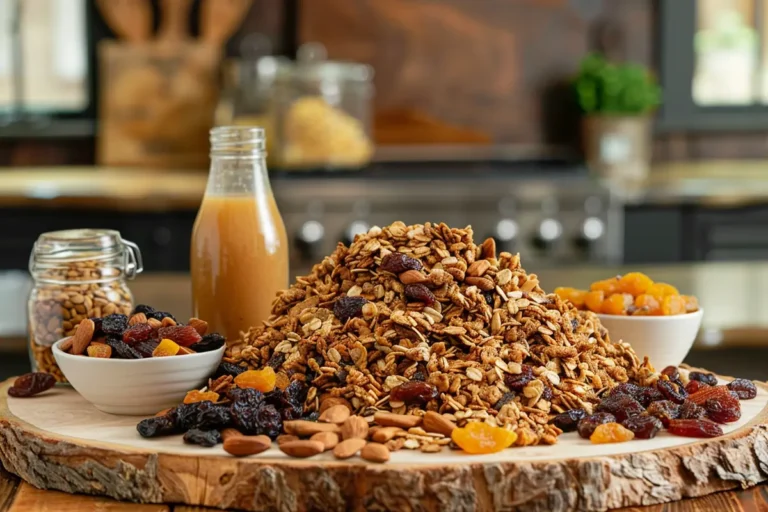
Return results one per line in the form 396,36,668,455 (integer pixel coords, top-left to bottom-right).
206,126,271,197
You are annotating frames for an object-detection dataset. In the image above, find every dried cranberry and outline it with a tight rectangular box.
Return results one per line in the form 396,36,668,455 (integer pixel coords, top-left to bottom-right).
379,253,422,274
157,326,202,347
101,314,129,335
668,418,723,438
390,381,438,405
7,372,56,398
646,400,680,427
728,378,757,400
656,379,687,404
333,296,368,321
404,284,436,307
689,371,718,386
685,380,708,395
577,412,616,439
595,394,645,423
622,415,662,439
123,323,153,345
183,428,221,447
661,365,679,380
105,336,143,359
189,333,226,353
137,415,177,438
704,395,741,423
553,409,586,432
678,400,706,420
505,365,534,392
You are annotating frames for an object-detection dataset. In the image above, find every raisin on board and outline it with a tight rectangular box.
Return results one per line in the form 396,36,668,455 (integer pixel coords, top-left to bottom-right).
595,394,645,423
728,378,757,400
646,400,680,427
379,253,422,274
622,415,662,439
578,413,616,439
656,379,687,404
101,314,129,335
608,382,641,399
8,372,56,398
105,336,143,359
137,416,177,438
678,400,707,420
189,333,226,353
214,362,247,379
637,387,664,407
390,381,438,406
668,419,723,438
685,380,708,395
689,371,718,386
553,409,586,433
183,428,221,447
123,323,154,345
704,395,741,423
173,401,231,431
404,284,437,307
660,366,679,380
333,296,368,321
505,365,534,392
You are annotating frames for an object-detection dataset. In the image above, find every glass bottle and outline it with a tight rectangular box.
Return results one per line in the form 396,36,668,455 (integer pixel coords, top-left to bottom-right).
28,229,142,381
191,126,289,341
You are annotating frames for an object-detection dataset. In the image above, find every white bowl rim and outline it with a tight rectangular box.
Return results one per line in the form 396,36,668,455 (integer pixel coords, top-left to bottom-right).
52,337,225,364
596,308,703,322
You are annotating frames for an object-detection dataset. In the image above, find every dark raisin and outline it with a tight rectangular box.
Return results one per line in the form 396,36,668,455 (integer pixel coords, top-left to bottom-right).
101,314,129,335
412,365,427,382
137,416,177,438
661,365,679,380
390,381,438,406
231,398,282,438
668,418,723,438
577,413,616,439
215,362,247,378
646,400,680,427
172,401,231,430
183,428,221,447
105,336,143,359
553,409,586,432
189,333,226,353
133,340,159,358
336,368,348,384
704,395,741,423
570,318,580,331
404,284,436,307
493,392,516,411
656,379,687,404
149,311,177,323
267,352,286,370
482,291,495,306
379,253,422,274
91,317,104,338
595,393,645,423
685,380,708,395
637,387,664,407
679,400,706,420
689,371,718,387
541,385,553,402
728,378,757,400
304,411,321,422
608,382,641,399
8,372,56,397
132,304,156,316
333,296,368,321
505,365,534,392
622,415,662,439
283,380,309,404
122,323,153,345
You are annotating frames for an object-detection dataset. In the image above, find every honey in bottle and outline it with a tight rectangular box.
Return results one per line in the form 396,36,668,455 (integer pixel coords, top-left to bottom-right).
191,126,289,341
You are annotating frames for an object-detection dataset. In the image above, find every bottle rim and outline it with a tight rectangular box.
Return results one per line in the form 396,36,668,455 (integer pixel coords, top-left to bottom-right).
210,126,266,157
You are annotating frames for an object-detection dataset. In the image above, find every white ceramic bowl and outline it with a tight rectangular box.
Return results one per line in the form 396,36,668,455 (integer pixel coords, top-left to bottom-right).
52,338,224,415
597,309,703,370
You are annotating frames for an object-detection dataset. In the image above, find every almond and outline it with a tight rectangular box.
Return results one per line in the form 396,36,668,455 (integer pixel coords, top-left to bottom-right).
147,318,163,330
280,440,325,458
319,397,353,414
177,346,195,355
161,316,177,327
422,411,457,437
374,412,423,429
58,336,74,353
371,426,405,443
221,429,271,457
399,270,427,285
465,276,495,291
276,434,299,445
340,416,369,440
283,420,341,437
466,259,490,277
333,438,366,459
128,312,147,325
319,404,351,424
72,319,95,355
361,442,390,463
188,317,209,336
310,431,339,451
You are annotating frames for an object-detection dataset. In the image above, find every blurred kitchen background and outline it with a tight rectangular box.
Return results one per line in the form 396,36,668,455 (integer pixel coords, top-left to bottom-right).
1,0,767,379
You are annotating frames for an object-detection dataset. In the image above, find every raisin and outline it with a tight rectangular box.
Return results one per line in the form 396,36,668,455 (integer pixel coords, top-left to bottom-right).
8,372,56,397
134,340,159,358
228,387,264,406
333,296,368,321
122,323,154,345
91,317,105,338
482,291,495,306
101,314,129,335
493,392,516,411
637,387,664,407
608,382,641,399
705,395,741,423
132,304,156,316
661,366,679,380
679,400,706,420
553,409,586,432
304,411,320,422
149,311,177,323
234,368,277,392
577,413,616,439
622,415,662,439
590,422,634,444
412,366,427,381
689,371,718,386
231,401,282,438
404,283,437,307
656,379,687,404
173,401,231,431
595,394,645,423
541,385,553,402
668,419,723,438
505,365,534,392
105,336,143,359
688,385,730,405
282,379,310,405
379,253,422,274
451,421,517,454
184,390,220,404
728,378,757,400
137,415,177,438
157,326,202,347
189,333,226,353
646,400,680,427
685,380,708,395
183,428,221,447
390,381,438,405
267,353,286,370
214,362,247,378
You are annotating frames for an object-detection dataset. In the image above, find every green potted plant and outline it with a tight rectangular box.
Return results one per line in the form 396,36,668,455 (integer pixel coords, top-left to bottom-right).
575,54,661,182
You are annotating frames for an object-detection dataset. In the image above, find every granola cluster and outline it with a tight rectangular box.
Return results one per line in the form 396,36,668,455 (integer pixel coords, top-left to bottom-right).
225,222,655,445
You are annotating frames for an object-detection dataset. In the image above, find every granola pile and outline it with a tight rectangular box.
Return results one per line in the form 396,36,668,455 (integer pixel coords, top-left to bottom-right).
225,222,655,445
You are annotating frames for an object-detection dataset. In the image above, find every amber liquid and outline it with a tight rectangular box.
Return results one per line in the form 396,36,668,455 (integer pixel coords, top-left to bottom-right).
191,195,288,341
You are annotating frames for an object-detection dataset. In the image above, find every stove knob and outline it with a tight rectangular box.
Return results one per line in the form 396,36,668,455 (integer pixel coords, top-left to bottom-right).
532,218,563,250
296,220,325,260
575,216,605,248
492,219,519,252
343,220,370,245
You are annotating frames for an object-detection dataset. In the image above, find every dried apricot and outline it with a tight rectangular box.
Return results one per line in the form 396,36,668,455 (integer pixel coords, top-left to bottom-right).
86,342,112,358
661,295,686,316
590,277,621,295
647,282,679,299
590,422,634,444
681,295,699,313
633,294,661,315
601,293,633,315
618,272,653,296
184,390,220,404
584,290,605,313
152,338,180,357
554,287,587,308
451,421,517,454
234,367,277,392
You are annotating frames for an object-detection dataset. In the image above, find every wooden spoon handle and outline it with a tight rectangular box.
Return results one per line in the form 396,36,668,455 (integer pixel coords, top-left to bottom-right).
200,0,253,46
96,0,152,43
157,0,193,42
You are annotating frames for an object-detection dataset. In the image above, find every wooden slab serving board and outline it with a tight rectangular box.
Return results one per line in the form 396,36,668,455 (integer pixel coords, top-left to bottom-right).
1,374,768,512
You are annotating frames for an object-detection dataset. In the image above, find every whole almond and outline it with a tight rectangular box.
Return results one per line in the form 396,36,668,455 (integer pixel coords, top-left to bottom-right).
177,346,195,355
310,431,339,451
188,317,209,336
319,397,353,414
465,276,495,291
128,313,147,326
147,318,163,330
399,270,427,285
71,319,95,355
276,434,299,445
361,442,390,463
374,412,423,429
333,438,366,459
280,440,325,458
371,426,405,443
422,411,457,437
161,317,177,327
283,420,341,437
58,337,74,353
319,404,351,424
340,416,369,440
222,430,271,457
467,259,491,277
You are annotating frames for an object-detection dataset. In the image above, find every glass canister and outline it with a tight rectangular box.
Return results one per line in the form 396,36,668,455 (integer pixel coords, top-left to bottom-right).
191,126,289,341
28,229,143,381
272,43,375,170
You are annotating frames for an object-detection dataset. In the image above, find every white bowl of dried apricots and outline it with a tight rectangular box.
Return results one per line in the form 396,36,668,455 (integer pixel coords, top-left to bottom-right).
555,273,703,369
52,306,225,415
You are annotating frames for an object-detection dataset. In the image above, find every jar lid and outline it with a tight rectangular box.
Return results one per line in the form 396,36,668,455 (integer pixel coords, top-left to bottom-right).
277,42,374,84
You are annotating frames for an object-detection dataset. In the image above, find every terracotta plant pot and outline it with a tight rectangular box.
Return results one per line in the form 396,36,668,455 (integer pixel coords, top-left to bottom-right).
582,115,652,183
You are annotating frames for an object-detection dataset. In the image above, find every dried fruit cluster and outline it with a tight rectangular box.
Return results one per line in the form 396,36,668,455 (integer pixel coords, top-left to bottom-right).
59,304,224,359
225,222,656,445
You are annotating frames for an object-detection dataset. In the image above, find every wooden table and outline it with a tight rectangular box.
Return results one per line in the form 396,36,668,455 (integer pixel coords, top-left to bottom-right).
0,465,764,512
